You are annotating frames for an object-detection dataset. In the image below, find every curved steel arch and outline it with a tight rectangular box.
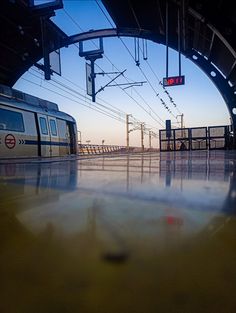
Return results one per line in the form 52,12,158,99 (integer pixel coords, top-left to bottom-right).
63,27,236,133
66,28,162,45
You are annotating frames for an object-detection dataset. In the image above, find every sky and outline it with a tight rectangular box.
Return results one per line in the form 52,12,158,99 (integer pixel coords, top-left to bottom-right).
14,0,231,148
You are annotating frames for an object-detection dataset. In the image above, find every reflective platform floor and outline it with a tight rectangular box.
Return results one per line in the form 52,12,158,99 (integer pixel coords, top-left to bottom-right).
0,150,236,313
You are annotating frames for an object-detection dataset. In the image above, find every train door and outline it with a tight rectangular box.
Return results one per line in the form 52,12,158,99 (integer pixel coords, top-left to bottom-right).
66,122,77,154
57,119,70,156
48,117,59,156
37,114,51,157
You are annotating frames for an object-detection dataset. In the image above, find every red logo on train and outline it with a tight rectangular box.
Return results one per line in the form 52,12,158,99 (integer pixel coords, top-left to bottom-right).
5,134,16,149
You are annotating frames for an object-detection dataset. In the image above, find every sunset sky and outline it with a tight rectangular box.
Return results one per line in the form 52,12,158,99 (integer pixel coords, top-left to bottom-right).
14,0,231,148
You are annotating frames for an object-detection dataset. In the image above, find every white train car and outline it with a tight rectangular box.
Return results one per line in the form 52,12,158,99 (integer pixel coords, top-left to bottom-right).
0,84,77,158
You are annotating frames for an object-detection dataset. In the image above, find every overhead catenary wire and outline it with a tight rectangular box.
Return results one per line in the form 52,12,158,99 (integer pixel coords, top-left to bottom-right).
94,57,165,125
63,39,165,127
1,3,163,145
95,0,183,118
122,1,176,118
4,1,173,131
130,115,159,132
52,77,125,117
31,67,160,136
94,0,116,27
63,7,165,128
118,37,178,120
0,5,127,121
44,67,128,117
31,67,127,118
26,72,159,140
122,72,164,123
94,63,165,127
28,71,125,122
24,73,126,124
139,46,183,115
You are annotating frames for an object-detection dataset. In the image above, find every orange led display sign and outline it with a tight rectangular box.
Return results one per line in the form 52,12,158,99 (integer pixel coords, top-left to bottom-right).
163,75,185,87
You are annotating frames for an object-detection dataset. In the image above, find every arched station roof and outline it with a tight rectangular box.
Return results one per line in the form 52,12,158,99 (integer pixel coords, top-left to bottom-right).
100,0,236,125
0,0,236,126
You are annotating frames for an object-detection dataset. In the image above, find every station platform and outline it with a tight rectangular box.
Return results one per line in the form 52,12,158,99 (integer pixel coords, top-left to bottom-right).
0,150,236,313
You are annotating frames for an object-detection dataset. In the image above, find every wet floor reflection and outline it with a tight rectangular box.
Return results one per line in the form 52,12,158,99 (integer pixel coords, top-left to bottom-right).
0,151,236,313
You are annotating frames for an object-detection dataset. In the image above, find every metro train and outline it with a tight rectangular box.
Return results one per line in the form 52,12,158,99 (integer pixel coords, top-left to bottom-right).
0,84,78,158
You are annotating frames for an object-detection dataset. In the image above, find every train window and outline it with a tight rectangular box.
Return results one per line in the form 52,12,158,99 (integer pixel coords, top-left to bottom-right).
0,108,24,132
49,119,57,136
39,117,48,135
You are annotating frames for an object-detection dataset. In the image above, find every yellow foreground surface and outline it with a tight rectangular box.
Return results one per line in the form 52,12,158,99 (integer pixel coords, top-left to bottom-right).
0,151,236,313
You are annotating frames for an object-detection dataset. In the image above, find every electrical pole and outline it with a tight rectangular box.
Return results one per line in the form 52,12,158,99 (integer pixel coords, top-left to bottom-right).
141,123,144,152
177,113,184,137
126,114,132,151
149,131,152,149
180,113,184,128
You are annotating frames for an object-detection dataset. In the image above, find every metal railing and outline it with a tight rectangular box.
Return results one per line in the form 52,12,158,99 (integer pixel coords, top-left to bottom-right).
77,144,159,155
159,125,233,152
78,144,127,155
